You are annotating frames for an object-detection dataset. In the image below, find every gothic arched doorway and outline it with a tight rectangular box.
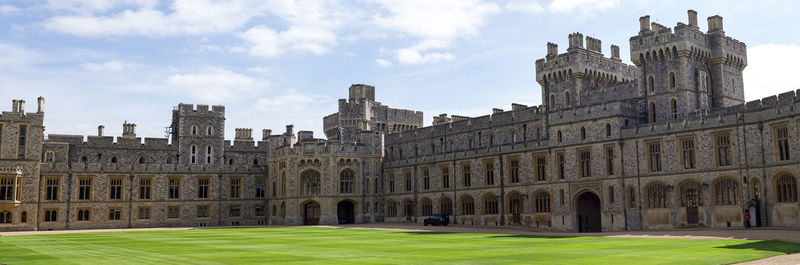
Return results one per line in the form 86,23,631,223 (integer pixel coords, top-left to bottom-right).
337,200,355,224
576,192,601,232
508,193,523,225
303,201,320,225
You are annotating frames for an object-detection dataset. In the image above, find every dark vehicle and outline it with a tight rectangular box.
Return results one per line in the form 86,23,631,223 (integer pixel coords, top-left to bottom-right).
423,214,450,226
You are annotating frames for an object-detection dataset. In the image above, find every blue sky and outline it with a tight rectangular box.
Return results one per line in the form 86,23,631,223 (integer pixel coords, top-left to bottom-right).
1,0,798,140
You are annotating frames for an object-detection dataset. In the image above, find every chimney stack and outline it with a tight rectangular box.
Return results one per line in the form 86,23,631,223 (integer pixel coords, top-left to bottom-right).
286,124,295,135
98,125,105,136
11,100,18,113
707,15,723,33
639,15,651,32
546,42,558,59
122,121,137,139
18,100,25,113
262,129,272,141
567,33,584,51
37,97,44,113
611,45,620,60
687,10,698,28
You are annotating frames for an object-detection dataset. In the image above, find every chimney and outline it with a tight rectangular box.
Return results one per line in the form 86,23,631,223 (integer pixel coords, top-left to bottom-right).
11,100,18,113
235,128,253,141
98,125,105,136
639,15,651,32
611,45,620,59
492,108,503,114
586,36,602,53
122,121,136,139
546,42,558,59
286,124,295,135
18,100,25,113
707,15,723,33
687,10,698,28
567,33,584,51
37,97,44,113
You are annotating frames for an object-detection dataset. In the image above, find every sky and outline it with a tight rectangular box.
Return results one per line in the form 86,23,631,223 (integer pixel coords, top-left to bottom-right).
1,0,799,141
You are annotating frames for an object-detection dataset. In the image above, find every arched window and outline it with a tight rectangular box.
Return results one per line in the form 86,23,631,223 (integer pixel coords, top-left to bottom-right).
340,169,354,194
138,156,146,164
460,196,475,215
679,180,703,207
550,94,556,109
605,123,611,137
206,146,212,164
420,198,432,216
580,127,586,140
776,174,798,203
253,159,259,165
191,145,197,164
714,178,739,205
483,194,498,215
206,125,213,136
669,72,676,88
0,211,10,224
557,130,563,143
565,91,571,106
80,155,88,166
534,191,551,213
628,188,636,208
509,129,516,143
646,182,668,208
20,211,26,223
649,102,656,123
648,76,655,92
440,197,453,215
228,159,234,165
110,156,118,164
670,99,678,120
535,126,541,139
301,170,321,195
165,156,174,164
752,179,761,200
281,172,286,196
280,202,286,217
386,200,397,217
191,125,198,136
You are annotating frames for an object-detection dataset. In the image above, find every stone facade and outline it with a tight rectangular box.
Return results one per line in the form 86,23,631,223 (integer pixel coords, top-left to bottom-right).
0,10,798,232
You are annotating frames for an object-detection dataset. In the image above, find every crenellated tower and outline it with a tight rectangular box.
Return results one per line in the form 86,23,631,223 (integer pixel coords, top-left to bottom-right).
629,10,747,123
171,104,226,165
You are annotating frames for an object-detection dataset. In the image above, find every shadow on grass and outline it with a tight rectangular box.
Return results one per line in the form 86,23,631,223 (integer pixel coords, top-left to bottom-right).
397,231,576,239
716,240,800,254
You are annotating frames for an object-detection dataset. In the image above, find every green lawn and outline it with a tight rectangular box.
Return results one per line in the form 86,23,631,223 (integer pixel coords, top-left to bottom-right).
0,227,798,264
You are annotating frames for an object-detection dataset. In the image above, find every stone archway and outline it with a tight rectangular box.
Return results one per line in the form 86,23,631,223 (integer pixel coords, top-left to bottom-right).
507,192,523,225
337,200,355,224
303,201,320,225
576,191,601,232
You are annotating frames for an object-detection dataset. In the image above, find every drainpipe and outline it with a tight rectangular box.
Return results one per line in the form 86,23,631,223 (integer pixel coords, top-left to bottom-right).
128,173,134,228
620,139,627,231
499,154,505,225
36,173,42,231
758,123,769,226
218,174,223,226
635,140,643,230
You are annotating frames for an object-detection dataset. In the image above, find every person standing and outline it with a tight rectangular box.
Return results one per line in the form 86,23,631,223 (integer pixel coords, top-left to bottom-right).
744,211,751,229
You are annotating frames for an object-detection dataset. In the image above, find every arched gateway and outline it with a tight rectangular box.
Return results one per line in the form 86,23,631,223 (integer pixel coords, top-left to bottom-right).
337,200,355,224
303,201,320,225
576,192,601,232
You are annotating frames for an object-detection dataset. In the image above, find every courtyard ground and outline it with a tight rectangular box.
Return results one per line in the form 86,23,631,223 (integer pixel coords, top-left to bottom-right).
0,224,798,264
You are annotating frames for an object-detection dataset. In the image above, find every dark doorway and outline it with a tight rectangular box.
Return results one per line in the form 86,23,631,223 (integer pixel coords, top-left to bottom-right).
337,201,355,224
576,192,601,232
303,201,320,225
510,196,522,224
685,188,699,224
404,201,414,222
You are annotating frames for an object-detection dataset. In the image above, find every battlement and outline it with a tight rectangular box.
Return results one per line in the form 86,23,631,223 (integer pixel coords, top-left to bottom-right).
0,98,45,123
234,128,253,141
175,103,225,117
536,33,636,86
349,84,375,101
45,134,174,150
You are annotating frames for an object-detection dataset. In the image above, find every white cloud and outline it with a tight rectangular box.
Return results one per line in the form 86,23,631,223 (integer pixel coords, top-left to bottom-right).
0,5,21,13
370,0,500,64
376,58,393,67
43,0,266,37
743,43,800,100
255,89,329,112
82,60,140,72
505,1,544,14
548,0,620,13
165,67,269,102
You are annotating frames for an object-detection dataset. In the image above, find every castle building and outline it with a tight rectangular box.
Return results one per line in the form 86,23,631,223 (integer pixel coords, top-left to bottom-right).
1,11,799,232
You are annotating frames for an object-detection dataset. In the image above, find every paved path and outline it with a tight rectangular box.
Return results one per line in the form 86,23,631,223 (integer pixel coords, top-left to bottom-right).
2,224,799,264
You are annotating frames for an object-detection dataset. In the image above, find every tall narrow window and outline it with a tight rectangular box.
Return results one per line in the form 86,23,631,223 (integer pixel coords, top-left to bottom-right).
485,161,494,186
206,146,212,164
462,164,471,187
422,168,430,190
45,177,59,201
191,125,197,135
388,172,395,193
197,177,209,199
557,130,563,143
648,76,654,92
579,149,591,178
78,178,91,200
609,186,615,203
207,125,213,136
580,127,586,140
168,177,180,199
550,94,555,109
534,192,551,213
191,145,197,164
648,141,662,172
605,123,611,137
441,167,450,189
680,138,696,169
302,170,321,195
669,72,676,88
404,171,412,192
484,195,498,215
535,155,547,181
461,196,475,215
646,183,668,208
714,178,739,205
605,146,614,175
715,133,732,167
509,158,520,183
628,188,636,208
670,99,678,120
139,177,151,200
18,124,27,159
775,125,790,161
557,152,565,179
340,169,354,194
649,102,656,123
229,178,241,199
255,178,266,198
109,177,122,200
565,91,571,106
0,177,15,201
